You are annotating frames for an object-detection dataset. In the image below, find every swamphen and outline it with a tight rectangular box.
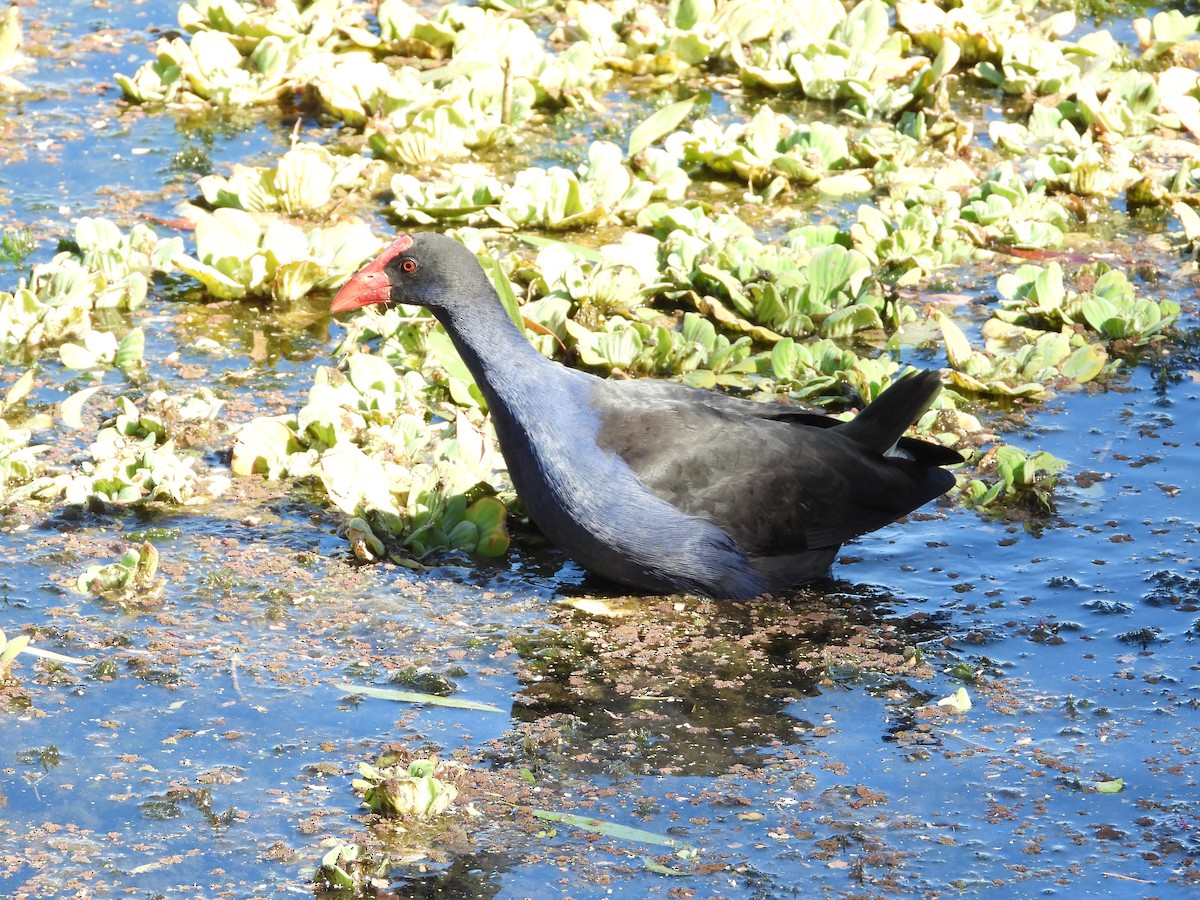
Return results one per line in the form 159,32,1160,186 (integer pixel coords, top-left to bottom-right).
331,232,962,600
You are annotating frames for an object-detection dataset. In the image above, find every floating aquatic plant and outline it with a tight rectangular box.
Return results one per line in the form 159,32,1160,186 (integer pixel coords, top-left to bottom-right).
727,0,967,120
0,219,179,353
1081,291,1180,343
974,29,1114,98
115,30,297,106
989,106,1142,200
668,107,855,188
562,0,744,72
117,0,371,105
994,262,1179,344
59,327,144,372
178,0,370,49
174,209,381,301
0,418,49,501
233,353,511,563
1072,70,1161,139
75,542,165,605
897,0,1040,64
390,141,680,230
528,246,650,323
655,219,883,340
961,163,1071,249
353,756,459,819
64,430,199,507
852,193,975,285
0,374,57,502
1134,10,1200,63
960,444,1067,513
940,313,1110,398
360,3,607,158
54,394,222,509
196,142,383,216
365,89,518,167
993,263,1077,331
312,841,389,896
567,313,758,385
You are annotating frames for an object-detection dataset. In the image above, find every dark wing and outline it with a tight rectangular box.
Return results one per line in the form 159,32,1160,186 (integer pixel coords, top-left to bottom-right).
601,377,835,424
603,374,961,466
592,374,958,556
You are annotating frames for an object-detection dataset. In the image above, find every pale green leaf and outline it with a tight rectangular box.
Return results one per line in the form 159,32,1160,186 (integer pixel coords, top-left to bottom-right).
643,856,693,876
61,386,104,430
18,644,89,665
334,682,505,713
515,233,605,263
3,369,35,412
935,687,972,713
0,633,30,665
532,809,691,850
116,328,145,370
478,254,524,330
628,97,697,157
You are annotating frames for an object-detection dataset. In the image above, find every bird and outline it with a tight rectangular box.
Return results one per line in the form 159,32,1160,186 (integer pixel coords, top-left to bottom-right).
331,232,962,600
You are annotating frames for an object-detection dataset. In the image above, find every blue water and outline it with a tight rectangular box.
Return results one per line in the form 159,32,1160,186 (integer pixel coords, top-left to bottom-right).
0,2,1197,898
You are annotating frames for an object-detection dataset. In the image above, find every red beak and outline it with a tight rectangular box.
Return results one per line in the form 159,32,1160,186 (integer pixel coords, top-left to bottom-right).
330,234,414,314
330,268,391,313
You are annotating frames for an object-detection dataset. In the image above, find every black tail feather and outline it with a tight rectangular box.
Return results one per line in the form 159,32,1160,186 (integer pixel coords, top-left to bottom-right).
836,370,945,454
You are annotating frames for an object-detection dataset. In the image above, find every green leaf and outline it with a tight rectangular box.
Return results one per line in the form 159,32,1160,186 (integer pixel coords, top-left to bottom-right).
935,687,972,713
0,633,30,665
230,416,301,477
346,352,400,393
643,857,693,876
670,0,714,29
628,97,697,157
1175,201,1200,242
59,342,98,370
821,304,882,338
532,809,690,849
1095,778,1124,793
1026,450,1067,479
1033,263,1066,309
813,173,872,197
116,327,145,370
937,314,975,370
478,254,524,331
334,682,505,713
17,644,88,665
446,519,480,551
514,233,605,263
1059,343,1107,383
2,369,34,412
465,496,510,556
995,445,1026,489
61,386,104,430
807,245,869,305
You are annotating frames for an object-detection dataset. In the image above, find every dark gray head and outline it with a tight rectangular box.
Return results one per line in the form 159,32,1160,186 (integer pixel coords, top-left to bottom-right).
330,232,485,314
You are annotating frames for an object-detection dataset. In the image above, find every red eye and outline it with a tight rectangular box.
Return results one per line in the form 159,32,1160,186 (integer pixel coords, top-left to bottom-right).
400,258,418,274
